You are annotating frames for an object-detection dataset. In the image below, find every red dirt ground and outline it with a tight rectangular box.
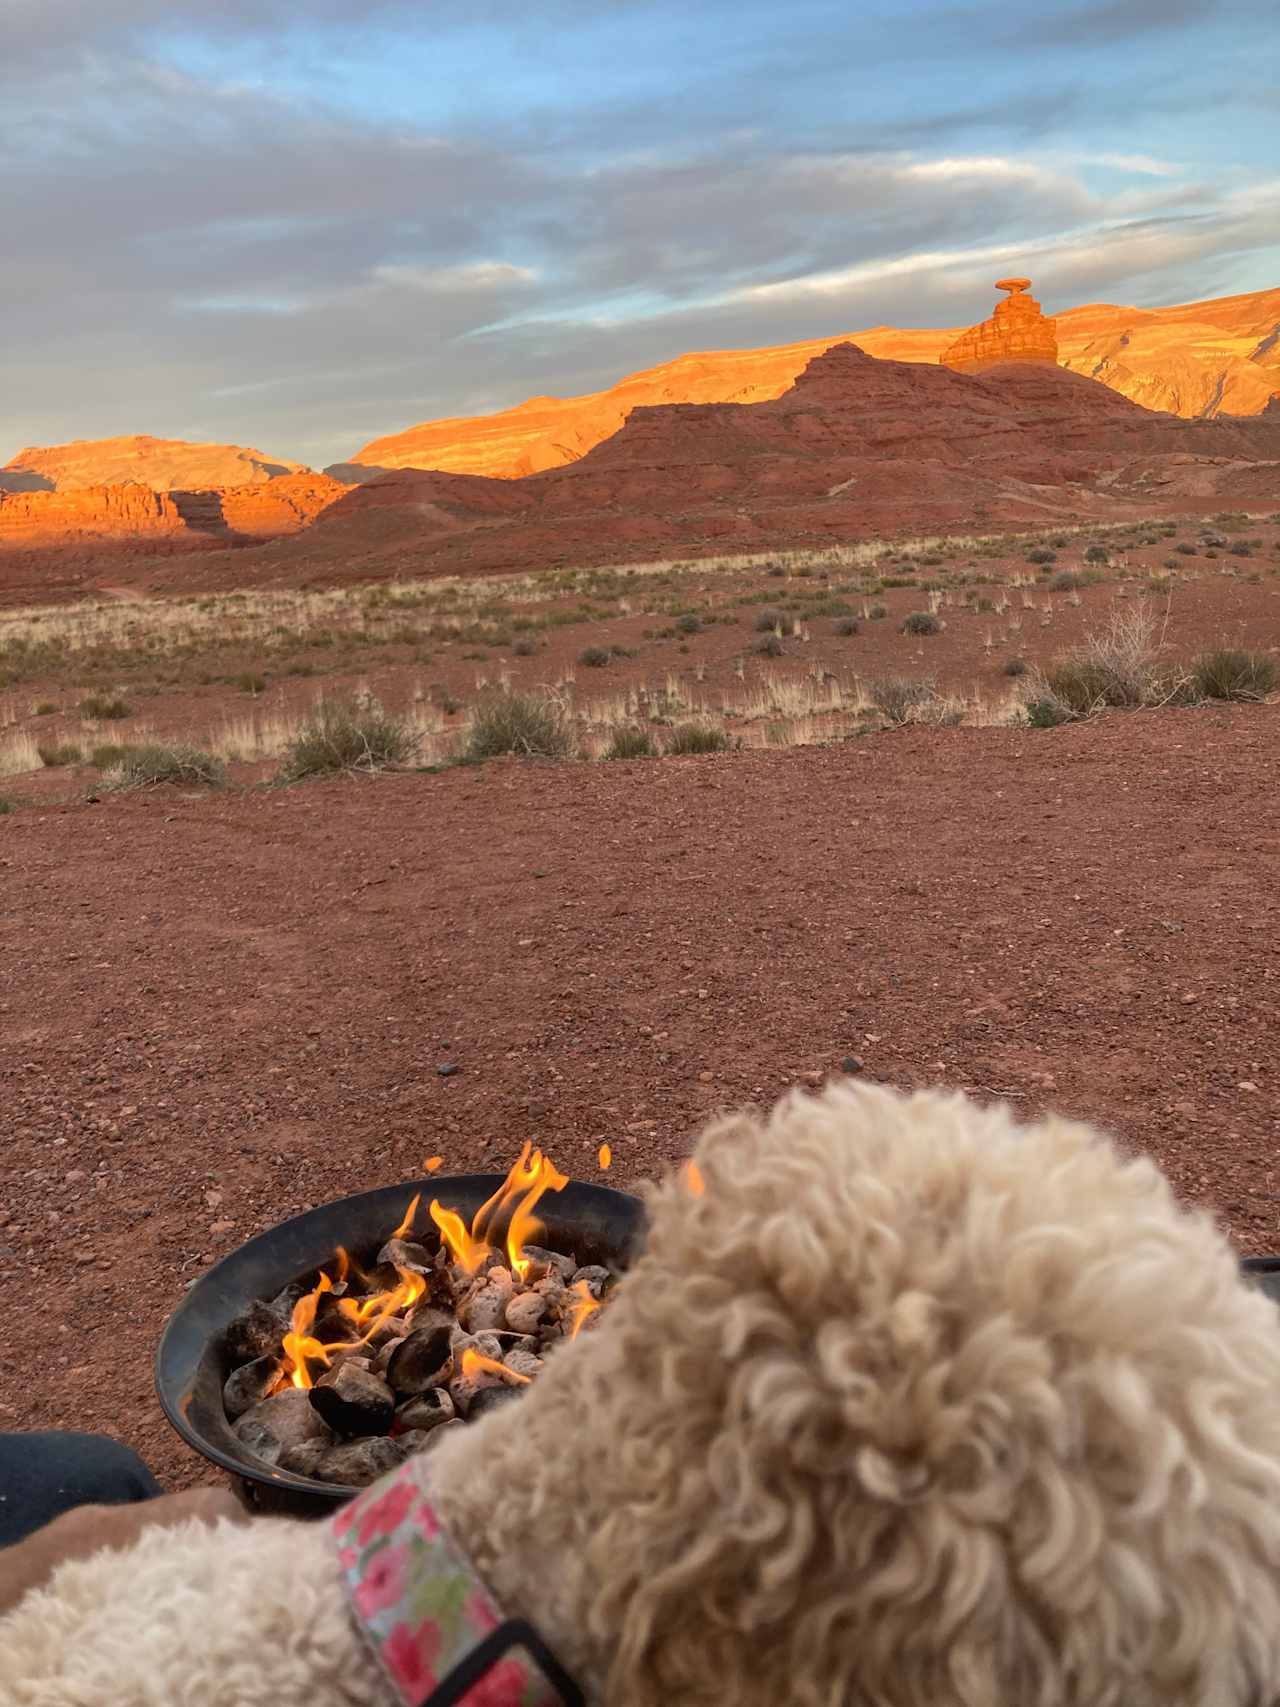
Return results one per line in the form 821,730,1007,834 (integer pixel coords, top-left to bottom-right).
3,706,1279,1486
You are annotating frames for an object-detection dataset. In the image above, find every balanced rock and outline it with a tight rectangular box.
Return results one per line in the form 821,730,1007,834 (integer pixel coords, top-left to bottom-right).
941,278,1059,374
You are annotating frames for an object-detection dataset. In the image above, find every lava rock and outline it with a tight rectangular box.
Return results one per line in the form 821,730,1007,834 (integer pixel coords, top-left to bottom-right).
570,1264,610,1300
503,1291,547,1335
386,1323,454,1396
376,1237,434,1274
320,1436,407,1487
461,1283,511,1334
437,1062,460,1078
467,1385,522,1421
224,1297,290,1365
279,1438,331,1479
502,1348,543,1381
234,1389,331,1465
841,1055,864,1074
309,1363,396,1437
222,1354,280,1421
396,1388,456,1433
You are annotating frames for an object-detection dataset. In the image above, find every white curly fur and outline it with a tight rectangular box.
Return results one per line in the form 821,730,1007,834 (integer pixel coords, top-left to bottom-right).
5,1083,1280,1707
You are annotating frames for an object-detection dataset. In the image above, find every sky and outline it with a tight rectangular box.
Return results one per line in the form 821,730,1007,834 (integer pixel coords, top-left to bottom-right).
2,0,1277,469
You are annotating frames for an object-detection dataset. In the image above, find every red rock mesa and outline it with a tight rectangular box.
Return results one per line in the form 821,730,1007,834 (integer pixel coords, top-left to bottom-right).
941,278,1060,373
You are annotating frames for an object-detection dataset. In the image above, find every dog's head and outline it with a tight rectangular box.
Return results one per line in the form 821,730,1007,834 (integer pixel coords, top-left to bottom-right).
557,1083,1280,1705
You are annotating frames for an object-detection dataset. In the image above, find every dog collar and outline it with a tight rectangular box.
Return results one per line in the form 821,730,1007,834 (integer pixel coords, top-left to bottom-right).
332,1457,584,1707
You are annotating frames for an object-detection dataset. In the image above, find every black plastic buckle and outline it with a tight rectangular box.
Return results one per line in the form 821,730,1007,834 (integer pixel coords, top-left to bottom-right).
413,1616,585,1707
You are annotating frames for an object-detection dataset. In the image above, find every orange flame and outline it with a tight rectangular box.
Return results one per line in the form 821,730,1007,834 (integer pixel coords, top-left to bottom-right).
461,1347,531,1386
280,1272,335,1390
505,1152,568,1281
390,1192,422,1242
424,1155,443,1172
567,1278,601,1340
598,1143,612,1170
429,1142,569,1282
429,1200,492,1273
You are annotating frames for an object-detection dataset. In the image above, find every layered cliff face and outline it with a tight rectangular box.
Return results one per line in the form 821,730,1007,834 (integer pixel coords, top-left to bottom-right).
940,278,1059,372
339,285,1280,480
0,435,308,494
0,472,343,553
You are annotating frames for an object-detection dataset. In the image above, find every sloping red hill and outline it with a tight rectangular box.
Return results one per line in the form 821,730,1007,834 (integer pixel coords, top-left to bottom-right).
0,435,308,494
297,343,1280,585
343,286,1280,480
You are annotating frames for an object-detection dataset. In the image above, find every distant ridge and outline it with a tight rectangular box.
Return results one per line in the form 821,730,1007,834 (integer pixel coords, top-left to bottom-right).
0,434,308,495
338,285,1280,481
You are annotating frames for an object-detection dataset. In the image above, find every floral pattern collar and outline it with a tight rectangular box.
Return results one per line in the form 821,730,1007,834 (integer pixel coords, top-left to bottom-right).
332,1456,585,1707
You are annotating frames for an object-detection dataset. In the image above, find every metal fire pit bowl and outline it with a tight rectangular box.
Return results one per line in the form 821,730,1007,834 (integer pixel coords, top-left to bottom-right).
155,1174,646,1517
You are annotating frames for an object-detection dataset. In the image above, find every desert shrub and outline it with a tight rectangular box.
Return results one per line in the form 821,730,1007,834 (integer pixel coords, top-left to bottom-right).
901,611,941,636
665,722,732,755
430,682,462,714
870,676,935,725
1176,541,1197,556
1229,541,1253,557
1026,694,1072,728
107,744,225,788
33,702,57,716
604,725,656,760
1083,545,1109,564
0,798,11,815
754,608,785,632
1026,547,1057,565
753,634,784,657
1043,604,1164,716
765,563,786,577
90,743,134,769
278,695,414,780
1049,570,1083,591
465,690,572,760
578,646,611,668
1003,657,1030,677
37,742,82,767
1201,530,1228,547
1191,648,1277,702
231,672,267,695
79,693,130,720
675,613,702,634
511,637,536,656
833,617,860,636
868,603,888,620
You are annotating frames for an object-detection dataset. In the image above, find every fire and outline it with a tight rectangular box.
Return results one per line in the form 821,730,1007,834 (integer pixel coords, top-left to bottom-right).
430,1140,569,1282
598,1143,612,1170
269,1146,608,1396
424,1155,443,1172
567,1278,601,1340
428,1201,492,1274
390,1192,422,1242
685,1161,705,1197
461,1347,531,1386
280,1273,337,1390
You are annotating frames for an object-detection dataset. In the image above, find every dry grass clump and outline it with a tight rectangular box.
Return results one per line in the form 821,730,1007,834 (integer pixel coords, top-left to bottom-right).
465,689,572,760
105,744,225,788
278,695,414,780
869,677,936,725
665,722,733,755
38,741,83,768
603,725,657,760
1191,648,1277,702
78,693,131,720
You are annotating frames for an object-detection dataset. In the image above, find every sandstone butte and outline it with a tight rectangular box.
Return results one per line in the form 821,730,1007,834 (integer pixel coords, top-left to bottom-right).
941,278,1059,372
0,434,307,494
343,283,1280,481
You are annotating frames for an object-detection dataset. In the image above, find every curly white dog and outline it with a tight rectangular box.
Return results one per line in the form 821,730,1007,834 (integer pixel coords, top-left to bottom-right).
5,1082,1280,1706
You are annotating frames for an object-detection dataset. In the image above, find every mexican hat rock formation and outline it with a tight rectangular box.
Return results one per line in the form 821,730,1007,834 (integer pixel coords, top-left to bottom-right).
941,279,1059,373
